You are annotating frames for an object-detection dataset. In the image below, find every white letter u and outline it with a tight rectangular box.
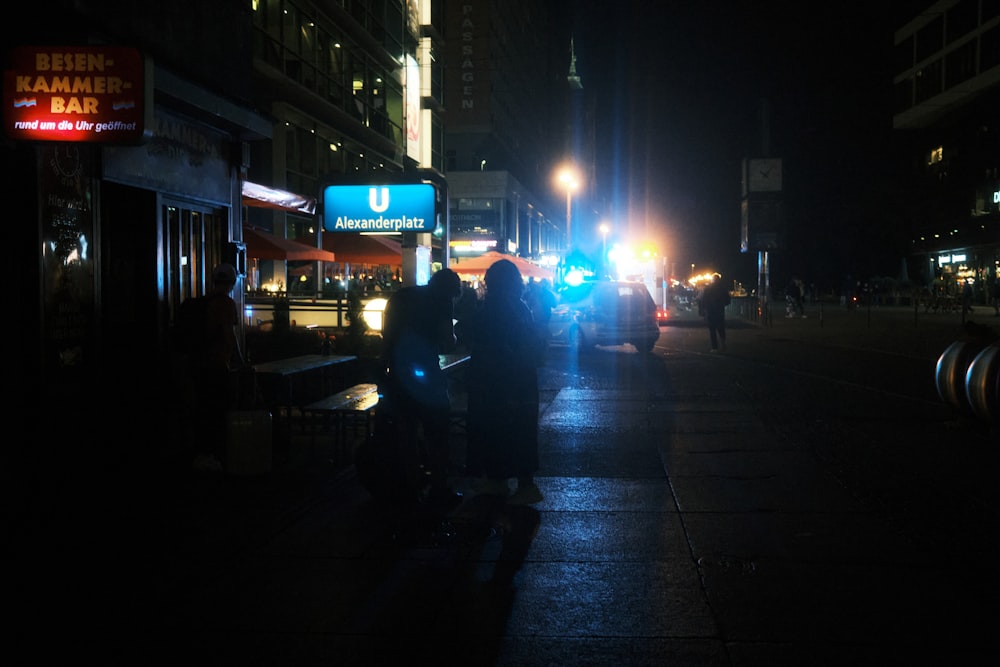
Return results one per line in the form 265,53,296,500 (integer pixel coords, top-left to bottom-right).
369,187,390,213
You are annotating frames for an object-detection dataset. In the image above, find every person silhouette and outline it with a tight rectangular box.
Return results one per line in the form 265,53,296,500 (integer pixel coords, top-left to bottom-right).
377,268,463,509
453,280,480,352
188,263,245,471
699,272,731,352
466,259,546,505
525,277,556,343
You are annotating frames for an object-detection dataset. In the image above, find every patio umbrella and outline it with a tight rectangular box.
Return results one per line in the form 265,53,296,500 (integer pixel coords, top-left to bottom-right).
243,226,336,262
450,251,554,281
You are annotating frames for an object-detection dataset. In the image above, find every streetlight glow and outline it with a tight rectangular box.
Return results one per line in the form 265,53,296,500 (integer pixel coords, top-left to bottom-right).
556,166,580,250
599,222,610,266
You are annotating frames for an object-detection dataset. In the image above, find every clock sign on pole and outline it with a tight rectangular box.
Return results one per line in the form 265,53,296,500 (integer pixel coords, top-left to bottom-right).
748,157,782,193
740,157,784,253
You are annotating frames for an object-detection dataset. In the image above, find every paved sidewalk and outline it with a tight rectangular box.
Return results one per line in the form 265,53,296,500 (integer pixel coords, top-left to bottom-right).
170,304,994,663
15,302,998,665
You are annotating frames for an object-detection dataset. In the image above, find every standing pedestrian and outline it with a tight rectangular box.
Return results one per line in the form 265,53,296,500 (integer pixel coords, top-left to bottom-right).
700,272,731,352
466,259,546,505
785,277,806,317
182,262,246,472
795,278,807,317
453,280,480,352
525,277,556,345
961,280,974,316
784,278,796,318
375,267,463,509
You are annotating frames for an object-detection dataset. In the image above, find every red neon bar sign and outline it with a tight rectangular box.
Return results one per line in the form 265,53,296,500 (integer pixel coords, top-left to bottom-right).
4,46,148,144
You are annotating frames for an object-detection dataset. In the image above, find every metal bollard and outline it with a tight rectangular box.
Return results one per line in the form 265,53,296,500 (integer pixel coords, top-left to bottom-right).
935,340,990,414
965,343,999,424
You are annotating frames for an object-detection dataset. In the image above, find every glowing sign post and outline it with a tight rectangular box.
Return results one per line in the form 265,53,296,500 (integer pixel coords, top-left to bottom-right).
4,46,149,144
404,54,420,162
322,183,436,233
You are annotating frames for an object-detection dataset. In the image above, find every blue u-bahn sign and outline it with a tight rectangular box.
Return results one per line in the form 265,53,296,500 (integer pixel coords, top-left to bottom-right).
322,183,436,233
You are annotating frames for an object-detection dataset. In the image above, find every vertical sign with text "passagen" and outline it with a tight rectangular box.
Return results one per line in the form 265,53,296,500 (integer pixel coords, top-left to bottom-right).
322,183,436,233
4,46,149,144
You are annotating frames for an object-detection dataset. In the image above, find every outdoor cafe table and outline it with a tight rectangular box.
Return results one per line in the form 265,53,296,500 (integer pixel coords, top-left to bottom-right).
253,353,357,456
439,353,470,374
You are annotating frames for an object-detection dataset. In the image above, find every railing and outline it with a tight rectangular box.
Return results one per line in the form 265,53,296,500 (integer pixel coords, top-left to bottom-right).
246,297,349,329
729,296,762,323
244,293,393,330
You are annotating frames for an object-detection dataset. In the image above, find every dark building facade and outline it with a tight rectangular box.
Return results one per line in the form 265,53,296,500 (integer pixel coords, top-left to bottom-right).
246,0,437,294
442,0,568,266
8,1,442,481
894,0,1000,301
8,2,268,462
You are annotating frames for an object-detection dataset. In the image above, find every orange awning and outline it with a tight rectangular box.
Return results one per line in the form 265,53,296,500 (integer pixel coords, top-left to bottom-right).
243,226,336,262
296,233,402,267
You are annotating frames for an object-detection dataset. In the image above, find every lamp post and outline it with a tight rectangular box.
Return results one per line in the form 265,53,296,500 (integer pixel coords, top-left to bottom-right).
565,188,572,248
599,222,609,271
557,167,579,251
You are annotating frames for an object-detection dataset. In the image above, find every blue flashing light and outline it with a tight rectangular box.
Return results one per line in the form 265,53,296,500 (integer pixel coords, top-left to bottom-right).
564,269,586,287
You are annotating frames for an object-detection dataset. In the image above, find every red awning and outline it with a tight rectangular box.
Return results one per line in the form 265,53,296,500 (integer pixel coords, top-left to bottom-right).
296,233,402,267
241,180,316,215
243,226,336,262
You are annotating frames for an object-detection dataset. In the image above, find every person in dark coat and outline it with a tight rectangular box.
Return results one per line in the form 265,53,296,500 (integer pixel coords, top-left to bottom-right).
525,277,557,346
190,263,246,472
452,280,480,352
700,272,731,352
466,259,546,505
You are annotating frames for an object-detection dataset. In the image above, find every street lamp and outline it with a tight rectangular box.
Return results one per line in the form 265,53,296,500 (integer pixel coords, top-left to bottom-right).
557,167,579,250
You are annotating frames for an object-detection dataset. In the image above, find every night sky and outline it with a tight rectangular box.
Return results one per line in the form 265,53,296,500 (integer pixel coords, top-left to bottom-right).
569,2,916,289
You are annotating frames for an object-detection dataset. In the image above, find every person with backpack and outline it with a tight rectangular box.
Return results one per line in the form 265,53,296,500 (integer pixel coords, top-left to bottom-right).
373,268,464,509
